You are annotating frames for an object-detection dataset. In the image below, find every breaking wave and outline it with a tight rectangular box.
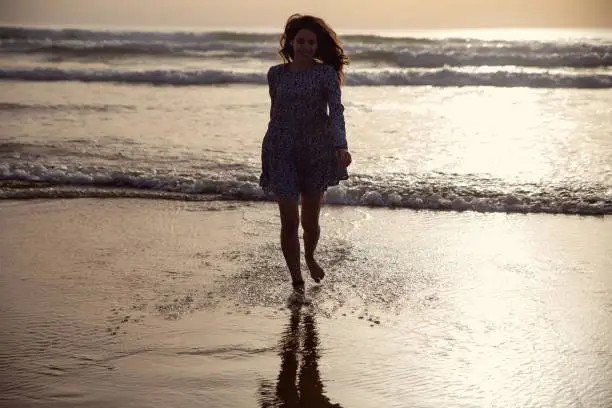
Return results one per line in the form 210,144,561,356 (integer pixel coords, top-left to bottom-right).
1,66,610,88
1,163,610,216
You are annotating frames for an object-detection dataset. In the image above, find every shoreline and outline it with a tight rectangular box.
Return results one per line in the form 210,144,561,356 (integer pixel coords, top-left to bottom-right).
1,184,610,217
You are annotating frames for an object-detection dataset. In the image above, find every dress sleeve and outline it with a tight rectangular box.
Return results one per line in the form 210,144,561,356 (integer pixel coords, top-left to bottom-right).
267,66,277,120
323,65,348,149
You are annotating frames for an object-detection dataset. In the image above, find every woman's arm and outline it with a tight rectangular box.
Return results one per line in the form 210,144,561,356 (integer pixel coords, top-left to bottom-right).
323,66,348,149
267,66,277,120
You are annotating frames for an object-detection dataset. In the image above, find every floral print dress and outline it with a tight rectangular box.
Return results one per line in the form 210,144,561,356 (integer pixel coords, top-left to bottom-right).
259,63,349,201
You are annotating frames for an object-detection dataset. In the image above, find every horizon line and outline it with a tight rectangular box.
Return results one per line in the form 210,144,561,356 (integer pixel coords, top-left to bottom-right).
2,21,612,33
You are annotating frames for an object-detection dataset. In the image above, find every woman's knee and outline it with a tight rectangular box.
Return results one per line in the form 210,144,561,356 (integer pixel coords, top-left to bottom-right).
300,216,320,234
300,191,323,233
278,199,300,235
281,217,300,235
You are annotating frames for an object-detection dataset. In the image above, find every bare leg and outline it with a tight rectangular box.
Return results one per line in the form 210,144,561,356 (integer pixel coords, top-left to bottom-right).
278,198,302,286
301,191,325,283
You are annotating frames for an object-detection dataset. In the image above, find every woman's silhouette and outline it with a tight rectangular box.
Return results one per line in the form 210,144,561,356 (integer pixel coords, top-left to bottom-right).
258,306,343,407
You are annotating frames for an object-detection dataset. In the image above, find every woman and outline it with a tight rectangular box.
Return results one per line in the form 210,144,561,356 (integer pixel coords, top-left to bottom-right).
260,14,352,296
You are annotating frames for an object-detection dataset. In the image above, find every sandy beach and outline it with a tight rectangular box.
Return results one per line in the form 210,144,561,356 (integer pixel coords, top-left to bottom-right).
0,198,610,407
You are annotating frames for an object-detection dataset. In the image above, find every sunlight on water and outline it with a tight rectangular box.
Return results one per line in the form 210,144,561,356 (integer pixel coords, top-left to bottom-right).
444,90,554,179
348,85,611,192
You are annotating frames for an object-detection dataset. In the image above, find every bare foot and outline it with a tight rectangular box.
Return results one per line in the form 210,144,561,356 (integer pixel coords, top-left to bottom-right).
292,279,305,295
306,257,325,283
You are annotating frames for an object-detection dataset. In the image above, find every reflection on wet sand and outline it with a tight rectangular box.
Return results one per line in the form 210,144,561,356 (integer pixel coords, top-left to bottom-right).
259,307,343,408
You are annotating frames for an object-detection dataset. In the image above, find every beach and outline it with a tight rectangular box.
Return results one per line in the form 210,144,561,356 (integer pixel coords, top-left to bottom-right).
1,198,610,407
1,24,611,407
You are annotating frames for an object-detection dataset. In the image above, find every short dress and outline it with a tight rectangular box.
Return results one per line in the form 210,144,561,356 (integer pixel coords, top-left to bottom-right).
259,63,349,201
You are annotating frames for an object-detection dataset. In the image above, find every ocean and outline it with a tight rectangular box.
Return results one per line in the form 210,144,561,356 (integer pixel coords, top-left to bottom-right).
0,25,611,215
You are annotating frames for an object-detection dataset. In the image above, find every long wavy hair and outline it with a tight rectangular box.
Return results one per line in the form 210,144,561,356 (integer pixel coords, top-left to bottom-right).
279,14,349,85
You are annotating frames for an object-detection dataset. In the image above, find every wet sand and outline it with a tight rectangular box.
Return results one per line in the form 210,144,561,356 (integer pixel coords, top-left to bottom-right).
0,198,611,408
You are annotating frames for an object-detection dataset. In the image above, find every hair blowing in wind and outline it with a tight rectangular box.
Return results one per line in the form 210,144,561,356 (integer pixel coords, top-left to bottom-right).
279,14,350,85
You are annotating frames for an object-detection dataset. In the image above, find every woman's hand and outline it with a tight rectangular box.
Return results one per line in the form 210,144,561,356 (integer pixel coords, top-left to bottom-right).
336,148,352,168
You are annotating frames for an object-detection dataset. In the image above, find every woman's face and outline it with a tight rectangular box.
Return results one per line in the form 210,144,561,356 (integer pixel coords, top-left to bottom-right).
291,28,317,62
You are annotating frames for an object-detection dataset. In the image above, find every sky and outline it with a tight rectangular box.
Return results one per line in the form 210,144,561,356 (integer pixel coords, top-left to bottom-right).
1,0,611,30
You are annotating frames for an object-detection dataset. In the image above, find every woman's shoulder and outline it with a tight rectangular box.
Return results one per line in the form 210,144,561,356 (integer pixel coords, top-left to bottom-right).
268,63,287,75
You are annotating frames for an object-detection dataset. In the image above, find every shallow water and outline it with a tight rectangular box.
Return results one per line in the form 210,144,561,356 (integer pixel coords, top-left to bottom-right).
1,81,611,214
